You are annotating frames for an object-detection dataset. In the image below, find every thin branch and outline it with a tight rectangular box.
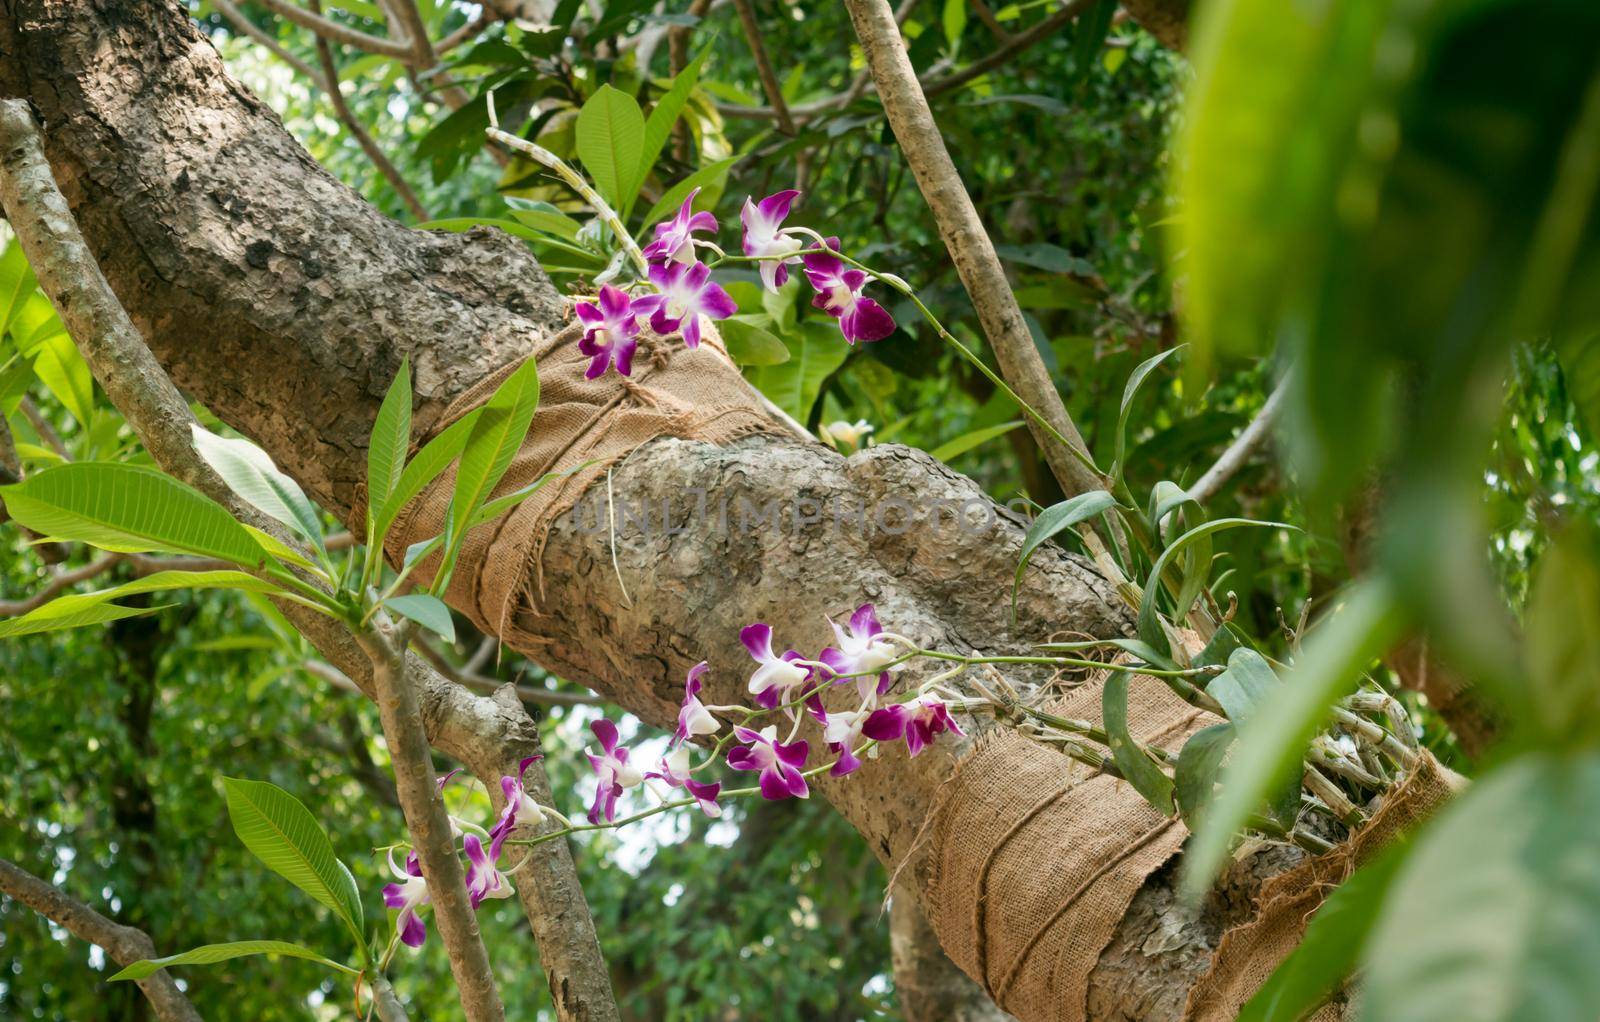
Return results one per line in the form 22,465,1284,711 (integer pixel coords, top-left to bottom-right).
922,0,1086,99
385,0,439,68
20,395,68,458
415,635,604,707
968,0,1014,43
668,0,716,160
252,0,414,59
1188,374,1288,506
437,9,496,54
358,624,507,1022
840,0,1102,498
0,858,203,1022
213,0,329,86
309,0,432,220
731,0,796,135
0,552,122,616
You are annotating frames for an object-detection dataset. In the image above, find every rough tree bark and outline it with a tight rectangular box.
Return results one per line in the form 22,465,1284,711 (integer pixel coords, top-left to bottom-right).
0,3,1326,1018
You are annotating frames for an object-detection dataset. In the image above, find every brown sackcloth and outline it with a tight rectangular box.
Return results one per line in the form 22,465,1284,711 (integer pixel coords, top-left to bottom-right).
924,667,1215,1020
1182,750,1461,1021
386,321,778,642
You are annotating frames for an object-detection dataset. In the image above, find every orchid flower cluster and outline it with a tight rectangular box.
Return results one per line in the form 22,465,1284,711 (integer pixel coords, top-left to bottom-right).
376,603,964,951
575,189,897,379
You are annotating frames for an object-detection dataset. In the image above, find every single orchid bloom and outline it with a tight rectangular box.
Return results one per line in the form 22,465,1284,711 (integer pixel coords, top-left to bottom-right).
727,725,811,800
819,706,871,776
863,696,965,758
576,284,643,379
646,746,724,818
740,189,805,292
673,661,720,747
802,239,896,344
741,622,812,710
585,718,644,824
463,833,515,909
820,418,874,452
641,187,719,265
382,849,430,949
645,261,738,348
819,603,902,700
488,755,548,860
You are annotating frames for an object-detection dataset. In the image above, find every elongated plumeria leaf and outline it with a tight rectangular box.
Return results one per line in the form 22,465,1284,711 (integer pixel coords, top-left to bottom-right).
1208,648,1281,722
370,409,481,554
1174,722,1235,828
929,420,1025,463
367,359,412,522
384,593,456,643
633,48,708,218
1138,518,1297,657
1112,346,1183,478
0,599,164,638
1147,481,1210,624
0,241,38,337
1182,580,1405,901
719,317,790,366
109,940,353,982
437,358,540,591
1012,490,1118,620
191,426,323,544
222,778,364,944
577,84,646,215
1241,839,1412,1022
468,467,579,528
1360,753,1600,1022
1102,672,1175,815
2,463,271,567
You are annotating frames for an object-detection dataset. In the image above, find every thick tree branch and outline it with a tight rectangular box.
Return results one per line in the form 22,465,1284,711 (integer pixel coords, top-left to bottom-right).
0,857,203,1022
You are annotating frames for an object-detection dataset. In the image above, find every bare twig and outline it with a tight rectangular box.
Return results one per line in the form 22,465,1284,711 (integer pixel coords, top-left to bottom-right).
19,395,68,458
0,858,203,1022
968,0,1014,42
416,636,604,707
1187,375,1289,505
668,0,716,160
309,0,431,220
841,0,1102,499
252,0,413,59
731,0,796,135
213,0,329,85
438,9,496,54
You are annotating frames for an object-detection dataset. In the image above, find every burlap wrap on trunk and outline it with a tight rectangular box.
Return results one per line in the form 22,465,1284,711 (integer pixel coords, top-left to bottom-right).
1183,750,1460,1021
387,320,777,643
924,668,1215,1019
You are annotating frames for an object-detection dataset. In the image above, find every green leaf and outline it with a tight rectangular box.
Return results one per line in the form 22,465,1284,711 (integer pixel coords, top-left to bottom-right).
1036,636,1177,671
1362,752,1600,1022
1182,579,1405,901
222,778,364,944
505,198,583,240
437,358,540,590
371,409,481,556
1208,648,1281,723
941,0,968,49
1174,722,1235,828
1522,520,1600,741
719,317,790,366
749,321,850,424
1112,346,1182,479
635,49,708,218
577,84,647,214
1554,332,1600,441
26,329,94,429
636,157,739,236
2,463,270,567
384,593,456,642
1011,490,1118,620
109,940,353,982
1241,839,1412,1022
368,359,412,518
1138,518,1294,657
468,467,579,527
929,420,1024,462
192,426,323,544
0,599,163,639
1072,0,1118,75
0,242,38,338
1102,671,1175,815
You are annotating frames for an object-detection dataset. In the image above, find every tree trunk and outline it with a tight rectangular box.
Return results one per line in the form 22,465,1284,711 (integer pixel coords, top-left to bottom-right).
0,4,1344,1018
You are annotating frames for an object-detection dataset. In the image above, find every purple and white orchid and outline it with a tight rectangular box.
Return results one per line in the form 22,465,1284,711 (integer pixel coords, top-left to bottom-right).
740,189,805,292
864,695,965,758
576,284,644,379
585,718,644,824
488,755,548,859
463,833,515,909
740,622,813,710
802,240,896,345
817,706,872,776
819,603,902,700
645,260,738,348
647,746,724,818
727,725,811,800
673,661,720,747
641,188,719,265
382,849,430,949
